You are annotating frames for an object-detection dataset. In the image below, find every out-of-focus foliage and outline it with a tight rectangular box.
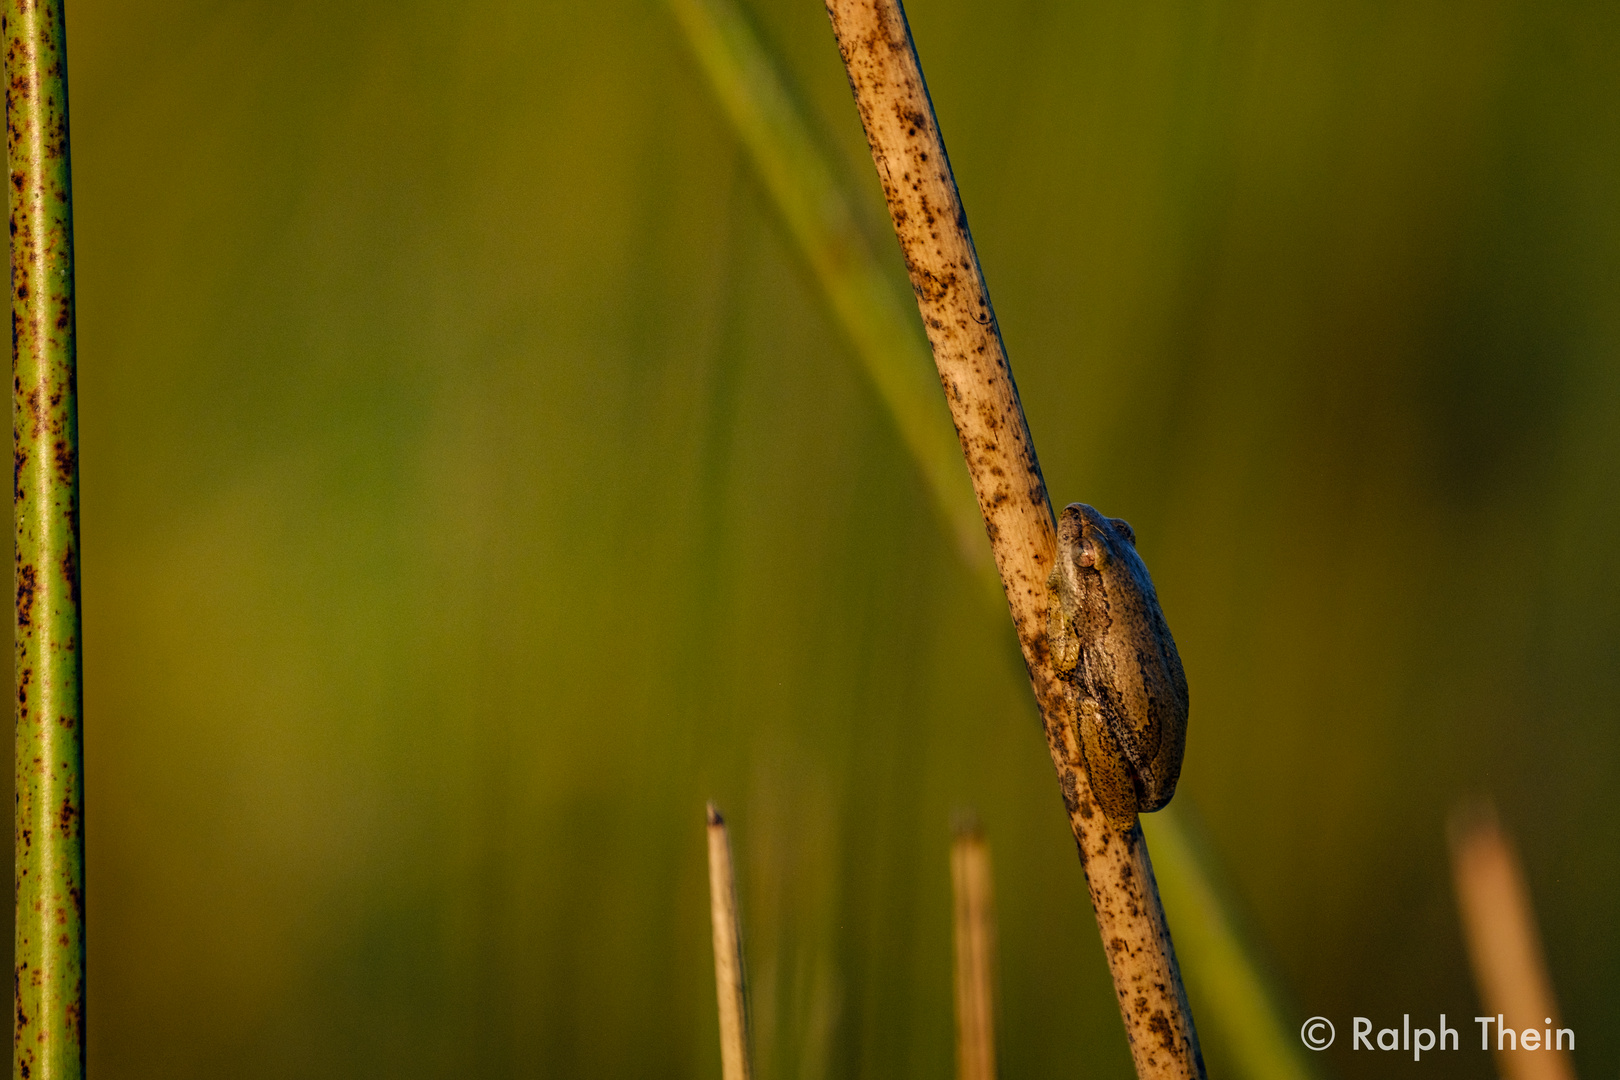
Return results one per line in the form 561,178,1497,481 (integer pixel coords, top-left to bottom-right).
26,0,1616,1078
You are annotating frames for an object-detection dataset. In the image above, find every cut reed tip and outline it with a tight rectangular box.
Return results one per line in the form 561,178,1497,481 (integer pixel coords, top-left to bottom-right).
1447,797,1499,852
1447,796,1574,1080
951,807,984,840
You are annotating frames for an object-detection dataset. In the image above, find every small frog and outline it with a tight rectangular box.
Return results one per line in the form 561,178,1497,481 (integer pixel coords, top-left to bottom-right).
1047,503,1189,825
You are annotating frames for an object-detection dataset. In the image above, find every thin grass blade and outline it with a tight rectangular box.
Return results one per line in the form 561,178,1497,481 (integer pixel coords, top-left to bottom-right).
1141,811,1321,1080
665,0,994,599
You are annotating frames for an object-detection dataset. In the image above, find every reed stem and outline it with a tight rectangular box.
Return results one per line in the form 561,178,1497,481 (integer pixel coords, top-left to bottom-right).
1449,803,1576,1080
820,3,1203,1075
951,816,997,1080
8,1,87,1076
707,803,754,1080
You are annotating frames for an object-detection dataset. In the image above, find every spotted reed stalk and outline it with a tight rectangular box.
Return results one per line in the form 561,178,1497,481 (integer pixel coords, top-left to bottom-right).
667,2,1316,1074
819,2,1203,1075
8,1,87,1077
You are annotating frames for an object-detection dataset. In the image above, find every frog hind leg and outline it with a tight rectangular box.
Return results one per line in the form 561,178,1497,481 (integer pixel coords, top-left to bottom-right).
1077,697,1140,825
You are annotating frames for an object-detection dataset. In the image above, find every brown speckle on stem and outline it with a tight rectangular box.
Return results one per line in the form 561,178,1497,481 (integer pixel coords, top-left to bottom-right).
11,1,89,1075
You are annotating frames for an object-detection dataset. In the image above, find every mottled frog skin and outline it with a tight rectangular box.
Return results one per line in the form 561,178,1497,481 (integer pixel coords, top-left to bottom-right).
1047,504,1189,825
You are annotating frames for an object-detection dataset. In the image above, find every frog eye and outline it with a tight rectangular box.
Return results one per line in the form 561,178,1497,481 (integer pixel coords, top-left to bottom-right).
1077,537,1102,567
1109,517,1136,546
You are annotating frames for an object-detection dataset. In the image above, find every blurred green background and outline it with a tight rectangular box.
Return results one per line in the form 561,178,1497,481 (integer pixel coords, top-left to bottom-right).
22,0,1617,1076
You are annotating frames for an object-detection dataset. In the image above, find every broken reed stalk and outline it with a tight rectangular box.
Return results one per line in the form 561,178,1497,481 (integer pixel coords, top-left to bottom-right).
821,2,1203,1076
951,816,997,1080
707,803,754,1080
7,2,88,1078
1448,803,1575,1080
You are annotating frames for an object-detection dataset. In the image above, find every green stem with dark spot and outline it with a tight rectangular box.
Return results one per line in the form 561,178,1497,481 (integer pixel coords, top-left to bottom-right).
8,1,86,1076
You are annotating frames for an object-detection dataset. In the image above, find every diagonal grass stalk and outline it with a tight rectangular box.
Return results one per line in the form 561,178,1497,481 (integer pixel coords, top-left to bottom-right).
665,0,996,606
8,2,88,1077
1141,810,1320,1080
668,1,1318,1078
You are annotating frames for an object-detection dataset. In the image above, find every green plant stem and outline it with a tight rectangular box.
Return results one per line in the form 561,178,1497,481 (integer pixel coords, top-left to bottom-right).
666,0,997,605
8,2,87,1077
1141,811,1319,1080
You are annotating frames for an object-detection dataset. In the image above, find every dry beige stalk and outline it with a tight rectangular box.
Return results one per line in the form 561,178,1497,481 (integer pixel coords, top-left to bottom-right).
820,2,1204,1076
952,817,998,1080
707,803,755,1080
1449,803,1576,1080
